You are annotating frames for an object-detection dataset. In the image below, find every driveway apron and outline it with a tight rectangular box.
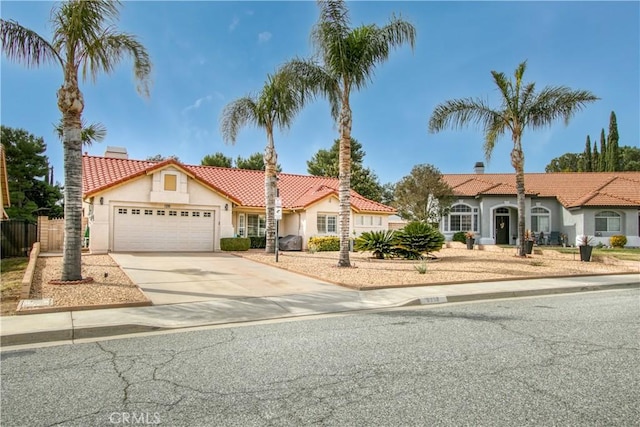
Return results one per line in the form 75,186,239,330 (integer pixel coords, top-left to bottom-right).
109,252,347,305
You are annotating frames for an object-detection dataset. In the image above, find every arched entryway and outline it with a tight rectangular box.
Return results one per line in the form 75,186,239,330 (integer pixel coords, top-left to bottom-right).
495,207,510,244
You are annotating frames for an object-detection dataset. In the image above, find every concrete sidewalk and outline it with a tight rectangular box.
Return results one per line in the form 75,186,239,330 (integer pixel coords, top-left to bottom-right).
1,274,638,348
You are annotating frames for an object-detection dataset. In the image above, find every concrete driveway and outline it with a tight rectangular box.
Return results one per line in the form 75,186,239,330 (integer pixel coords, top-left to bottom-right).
109,252,347,305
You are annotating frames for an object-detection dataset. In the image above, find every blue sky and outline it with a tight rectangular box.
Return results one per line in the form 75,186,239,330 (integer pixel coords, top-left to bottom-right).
1,1,638,187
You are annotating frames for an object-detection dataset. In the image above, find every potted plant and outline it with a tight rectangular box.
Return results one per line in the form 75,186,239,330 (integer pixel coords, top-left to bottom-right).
577,234,593,262
524,230,535,255
465,231,475,250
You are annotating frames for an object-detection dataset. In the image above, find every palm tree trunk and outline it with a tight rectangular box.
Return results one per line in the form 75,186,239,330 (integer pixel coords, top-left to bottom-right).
337,88,352,267
57,76,85,281
264,130,277,254
511,144,527,257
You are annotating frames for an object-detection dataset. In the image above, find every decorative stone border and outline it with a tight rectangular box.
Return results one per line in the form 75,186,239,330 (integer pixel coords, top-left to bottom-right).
20,242,40,299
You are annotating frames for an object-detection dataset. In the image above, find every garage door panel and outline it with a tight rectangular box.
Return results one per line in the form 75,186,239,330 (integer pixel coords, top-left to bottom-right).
114,207,214,252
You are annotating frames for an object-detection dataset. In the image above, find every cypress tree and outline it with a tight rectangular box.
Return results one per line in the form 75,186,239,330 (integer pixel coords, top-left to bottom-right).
584,135,592,172
607,111,619,171
599,128,607,171
592,142,599,171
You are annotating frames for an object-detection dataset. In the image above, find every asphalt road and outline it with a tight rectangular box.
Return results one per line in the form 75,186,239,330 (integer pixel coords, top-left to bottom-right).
1,289,638,426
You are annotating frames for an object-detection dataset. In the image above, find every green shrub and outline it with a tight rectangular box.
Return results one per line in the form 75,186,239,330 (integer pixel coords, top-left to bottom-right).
610,235,627,248
414,261,428,274
308,236,340,252
393,221,445,259
355,230,396,259
220,237,250,251
249,236,266,249
452,231,466,243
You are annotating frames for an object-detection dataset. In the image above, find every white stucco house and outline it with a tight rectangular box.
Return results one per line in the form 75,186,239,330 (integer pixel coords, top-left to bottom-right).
82,148,395,253
439,163,640,247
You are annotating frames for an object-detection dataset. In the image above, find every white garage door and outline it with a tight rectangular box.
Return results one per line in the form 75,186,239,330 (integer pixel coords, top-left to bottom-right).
113,207,215,252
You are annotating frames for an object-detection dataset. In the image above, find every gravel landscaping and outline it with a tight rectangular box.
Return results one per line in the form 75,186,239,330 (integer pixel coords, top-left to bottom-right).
27,254,149,311
234,245,639,289
6,246,637,316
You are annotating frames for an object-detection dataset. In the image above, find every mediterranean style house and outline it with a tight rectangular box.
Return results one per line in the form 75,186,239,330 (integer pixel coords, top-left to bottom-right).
82,147,394,253
439,163,640,247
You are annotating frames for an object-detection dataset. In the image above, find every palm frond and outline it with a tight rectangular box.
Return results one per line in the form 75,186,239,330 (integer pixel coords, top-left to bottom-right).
0,19,62,67
429,97,500,133
219,96,259,144
54,118,107,146
280,58,341,121
82,32,153,97
527,86,599,129
51,0,119,57
312,0,350,64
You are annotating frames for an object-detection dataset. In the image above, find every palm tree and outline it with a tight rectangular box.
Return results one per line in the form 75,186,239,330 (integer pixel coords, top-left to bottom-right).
1,0,151,281
429,61,598,256
282,0,416,267
220,70,307,254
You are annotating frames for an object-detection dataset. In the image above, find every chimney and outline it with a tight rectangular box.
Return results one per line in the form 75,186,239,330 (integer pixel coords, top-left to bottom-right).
474,162,485,174
104,146,128,159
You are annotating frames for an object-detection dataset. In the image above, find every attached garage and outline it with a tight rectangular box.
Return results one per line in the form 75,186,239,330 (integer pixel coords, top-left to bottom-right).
113,206,215,252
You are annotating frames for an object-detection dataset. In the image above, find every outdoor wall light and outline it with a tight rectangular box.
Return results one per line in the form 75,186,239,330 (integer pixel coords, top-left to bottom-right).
224,203,229,211
99,197,104,205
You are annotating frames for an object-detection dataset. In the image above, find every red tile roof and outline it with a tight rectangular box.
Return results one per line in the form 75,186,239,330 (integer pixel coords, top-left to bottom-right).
83,155,395,213
443,172,640,208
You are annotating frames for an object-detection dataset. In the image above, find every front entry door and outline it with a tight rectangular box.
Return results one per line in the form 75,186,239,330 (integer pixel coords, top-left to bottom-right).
495,215,509,244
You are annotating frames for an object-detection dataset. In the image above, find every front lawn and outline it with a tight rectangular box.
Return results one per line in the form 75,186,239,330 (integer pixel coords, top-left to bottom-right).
1,257,29,316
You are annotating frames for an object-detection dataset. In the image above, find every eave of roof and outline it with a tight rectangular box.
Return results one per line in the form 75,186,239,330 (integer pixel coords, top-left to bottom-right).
443,172,640,209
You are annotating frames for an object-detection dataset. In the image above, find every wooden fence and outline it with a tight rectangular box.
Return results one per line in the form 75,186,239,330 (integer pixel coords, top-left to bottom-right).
1,219,37,258
37,216,88,253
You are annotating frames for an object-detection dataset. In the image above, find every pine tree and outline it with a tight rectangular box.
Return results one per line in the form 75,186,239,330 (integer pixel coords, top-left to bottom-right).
599,128,607,171
592,142,599,171
584,135,592,171
607,111,620,171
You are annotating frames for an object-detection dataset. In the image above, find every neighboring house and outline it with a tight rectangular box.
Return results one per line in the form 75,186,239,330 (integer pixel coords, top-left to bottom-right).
0,144,10,219
440,163,640,247
82,148,395,253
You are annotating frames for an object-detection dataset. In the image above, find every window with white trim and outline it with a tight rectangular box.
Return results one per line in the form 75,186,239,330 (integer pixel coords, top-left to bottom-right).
132,209,140,215
238,214,246,237
317,214,337,234
445,204,478,232
169,210,177,216
247,214,265,237
595,211,621,233
356,215,382,227
118,208,127,215
531,206,550,233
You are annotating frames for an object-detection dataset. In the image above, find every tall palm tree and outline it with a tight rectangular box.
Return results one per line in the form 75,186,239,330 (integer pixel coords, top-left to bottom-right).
1,0,151,281
429,61,598,256
220,70,307,254
282,0,416,267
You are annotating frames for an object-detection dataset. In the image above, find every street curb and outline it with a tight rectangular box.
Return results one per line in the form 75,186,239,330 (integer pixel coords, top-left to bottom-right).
1,281,638,348
404,281,640,307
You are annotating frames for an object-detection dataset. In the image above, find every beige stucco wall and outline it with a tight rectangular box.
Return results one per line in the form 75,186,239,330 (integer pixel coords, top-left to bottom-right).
84,167,233,253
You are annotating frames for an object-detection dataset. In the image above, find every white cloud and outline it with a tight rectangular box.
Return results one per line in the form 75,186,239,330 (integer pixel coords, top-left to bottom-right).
182,95,213,115
258,31,272,44
229,16,239,31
